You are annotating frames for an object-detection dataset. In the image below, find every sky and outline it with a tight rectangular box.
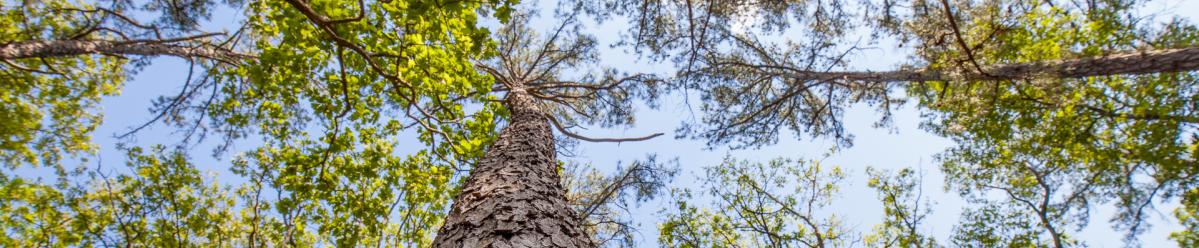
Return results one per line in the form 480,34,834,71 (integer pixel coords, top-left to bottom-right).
70,0,1199,247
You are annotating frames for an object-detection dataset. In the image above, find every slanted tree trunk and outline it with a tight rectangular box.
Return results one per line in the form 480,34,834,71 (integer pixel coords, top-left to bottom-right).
0,40,249,61
728,46,1199,82
432,87,594,247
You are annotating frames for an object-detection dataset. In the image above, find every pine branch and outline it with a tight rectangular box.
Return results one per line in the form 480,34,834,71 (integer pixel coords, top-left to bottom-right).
722,46,1199,82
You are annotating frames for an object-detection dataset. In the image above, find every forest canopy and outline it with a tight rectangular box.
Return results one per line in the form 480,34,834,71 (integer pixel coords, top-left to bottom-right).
1,0,1197,247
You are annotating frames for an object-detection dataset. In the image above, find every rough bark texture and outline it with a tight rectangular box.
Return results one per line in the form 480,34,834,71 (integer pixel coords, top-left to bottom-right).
0,40,249,61
432,88,594,248
782,46,1199,82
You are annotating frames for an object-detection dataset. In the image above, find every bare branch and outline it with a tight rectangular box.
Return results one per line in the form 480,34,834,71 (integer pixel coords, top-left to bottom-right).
546,114,663,143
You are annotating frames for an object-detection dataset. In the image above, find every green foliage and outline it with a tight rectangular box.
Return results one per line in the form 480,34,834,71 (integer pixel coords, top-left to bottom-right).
949,203,1066,247
0,0,126,169
659,157,851,248
199,0,510,245
1,145,241,247
864,168,938,248
0,174,83,247
2,0,514,246
1172,188,1199,247
904,1,1199,244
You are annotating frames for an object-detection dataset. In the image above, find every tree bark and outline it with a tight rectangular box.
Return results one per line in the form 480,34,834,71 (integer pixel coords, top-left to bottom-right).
759,46,1199,82
0,40,250,62
432,88,594,247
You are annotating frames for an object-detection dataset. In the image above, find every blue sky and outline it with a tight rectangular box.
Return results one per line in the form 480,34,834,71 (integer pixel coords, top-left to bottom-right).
76,0,1199,247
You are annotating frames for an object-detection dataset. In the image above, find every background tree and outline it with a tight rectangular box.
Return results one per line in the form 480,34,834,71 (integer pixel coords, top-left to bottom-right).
864,168,938,248
1,0,249,245
906,1,1199,246
563,157,678,247
0,0,245,171
582,0,1199,246
659,157,854,247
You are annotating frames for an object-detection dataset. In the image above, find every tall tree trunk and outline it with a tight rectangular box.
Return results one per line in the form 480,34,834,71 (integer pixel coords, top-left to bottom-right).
432,88,594,247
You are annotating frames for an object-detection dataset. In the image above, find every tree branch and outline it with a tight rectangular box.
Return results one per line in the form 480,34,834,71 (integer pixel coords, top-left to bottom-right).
545,114,664,143
750,46,1199,82
0,40,252,63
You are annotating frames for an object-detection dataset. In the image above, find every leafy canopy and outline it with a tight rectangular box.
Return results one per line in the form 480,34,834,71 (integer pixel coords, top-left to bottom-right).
1,0,512,246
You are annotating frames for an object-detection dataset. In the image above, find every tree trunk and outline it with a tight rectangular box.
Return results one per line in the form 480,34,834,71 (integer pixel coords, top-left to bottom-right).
432,88,594,247
0,40,249,61
749,46,1199,82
